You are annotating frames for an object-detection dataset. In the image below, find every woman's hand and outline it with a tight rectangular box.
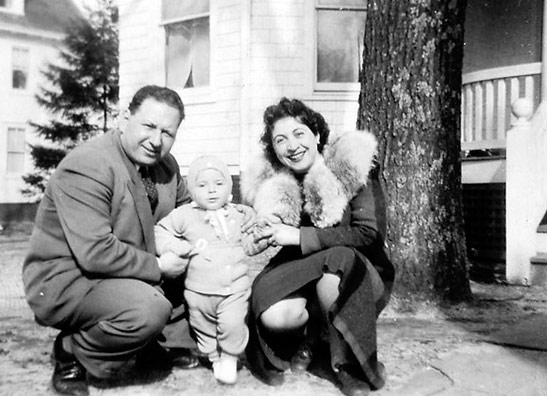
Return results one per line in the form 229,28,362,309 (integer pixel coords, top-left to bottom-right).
255,223,300,247
256,214,282,227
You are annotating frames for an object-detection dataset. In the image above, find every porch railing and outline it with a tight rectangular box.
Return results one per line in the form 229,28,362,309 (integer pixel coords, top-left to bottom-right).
461,62,541,151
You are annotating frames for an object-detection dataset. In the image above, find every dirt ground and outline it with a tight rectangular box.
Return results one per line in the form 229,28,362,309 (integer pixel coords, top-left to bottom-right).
1,231,547,396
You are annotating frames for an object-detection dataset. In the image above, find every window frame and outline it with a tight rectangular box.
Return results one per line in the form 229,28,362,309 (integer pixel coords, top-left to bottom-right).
6,125,27,175
0,0,12,10
161,1,212,101
0,1,24,16
309,0,367,96
12,46,29,91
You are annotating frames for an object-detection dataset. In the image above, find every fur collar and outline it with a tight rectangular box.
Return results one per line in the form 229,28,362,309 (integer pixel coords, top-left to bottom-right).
241,130,378,228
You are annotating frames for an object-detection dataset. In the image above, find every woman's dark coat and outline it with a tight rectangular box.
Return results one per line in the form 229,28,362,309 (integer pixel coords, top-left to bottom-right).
241,130,395,389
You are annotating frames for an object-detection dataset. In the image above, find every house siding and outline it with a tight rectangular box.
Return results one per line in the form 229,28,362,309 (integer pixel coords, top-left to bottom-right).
118,0,361,178
0,0,81,206
0,33,62,203
118,0,164,100
245,0,360,157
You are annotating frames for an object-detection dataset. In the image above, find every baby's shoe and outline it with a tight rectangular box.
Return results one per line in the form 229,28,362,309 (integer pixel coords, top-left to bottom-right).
213,354,238,385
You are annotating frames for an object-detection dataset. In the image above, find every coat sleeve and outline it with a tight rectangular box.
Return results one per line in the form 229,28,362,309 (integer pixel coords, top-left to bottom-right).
154,206,194,257
300,183,382,256
52,156,161,282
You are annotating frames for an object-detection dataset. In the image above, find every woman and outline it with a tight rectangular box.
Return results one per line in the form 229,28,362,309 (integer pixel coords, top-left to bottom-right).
241,98,395,396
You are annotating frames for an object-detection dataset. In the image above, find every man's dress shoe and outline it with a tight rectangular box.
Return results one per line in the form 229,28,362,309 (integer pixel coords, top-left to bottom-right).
136,342,200,370
51,333,89,396
166,347,200,369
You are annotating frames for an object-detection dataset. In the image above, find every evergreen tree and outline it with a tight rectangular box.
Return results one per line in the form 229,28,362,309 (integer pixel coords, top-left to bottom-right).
22,0,119,198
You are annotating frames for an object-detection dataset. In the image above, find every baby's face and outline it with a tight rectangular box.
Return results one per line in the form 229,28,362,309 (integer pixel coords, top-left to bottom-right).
192,168,231,210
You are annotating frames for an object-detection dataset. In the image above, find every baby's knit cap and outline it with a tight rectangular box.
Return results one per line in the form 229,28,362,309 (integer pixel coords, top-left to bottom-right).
186,155,232,194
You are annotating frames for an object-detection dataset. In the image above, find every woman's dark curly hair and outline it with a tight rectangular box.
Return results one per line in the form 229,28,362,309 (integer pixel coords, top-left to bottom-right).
261,97,330,168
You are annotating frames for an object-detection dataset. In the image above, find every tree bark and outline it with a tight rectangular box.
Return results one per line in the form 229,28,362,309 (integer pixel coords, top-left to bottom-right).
357,0,472,301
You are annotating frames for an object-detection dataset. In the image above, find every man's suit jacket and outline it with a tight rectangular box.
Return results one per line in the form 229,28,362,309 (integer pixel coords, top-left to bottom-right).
22,130,190,327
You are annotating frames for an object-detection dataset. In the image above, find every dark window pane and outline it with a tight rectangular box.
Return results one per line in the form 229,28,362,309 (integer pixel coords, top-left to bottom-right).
12,69,27,89
317,9,365,83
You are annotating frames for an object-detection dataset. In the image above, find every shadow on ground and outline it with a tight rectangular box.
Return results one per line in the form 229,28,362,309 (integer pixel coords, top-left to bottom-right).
377,278,547,393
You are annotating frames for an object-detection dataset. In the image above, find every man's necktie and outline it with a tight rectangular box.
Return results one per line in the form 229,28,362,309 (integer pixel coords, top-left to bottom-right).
139,167,158,211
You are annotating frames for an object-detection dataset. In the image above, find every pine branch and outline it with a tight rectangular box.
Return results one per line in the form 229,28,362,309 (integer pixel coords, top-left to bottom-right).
23,0,119,197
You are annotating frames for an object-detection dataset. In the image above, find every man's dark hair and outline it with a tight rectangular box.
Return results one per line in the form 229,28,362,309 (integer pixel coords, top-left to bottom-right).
128,85,185,122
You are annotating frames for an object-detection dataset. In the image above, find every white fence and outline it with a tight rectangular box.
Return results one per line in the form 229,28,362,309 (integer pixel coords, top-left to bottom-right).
461,63,541,151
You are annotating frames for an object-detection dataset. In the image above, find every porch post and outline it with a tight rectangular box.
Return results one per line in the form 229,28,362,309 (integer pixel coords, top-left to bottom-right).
506,99,535,285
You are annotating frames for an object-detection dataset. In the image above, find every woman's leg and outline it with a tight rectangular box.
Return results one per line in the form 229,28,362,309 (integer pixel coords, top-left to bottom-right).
316,273,340,319
259,295,308,332
259,294,313,375
319,247,385,396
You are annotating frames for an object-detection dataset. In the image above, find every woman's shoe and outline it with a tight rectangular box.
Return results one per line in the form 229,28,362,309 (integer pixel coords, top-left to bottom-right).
335,365,371,396
290,344,313,373
251,367,285,386
373,361,386,390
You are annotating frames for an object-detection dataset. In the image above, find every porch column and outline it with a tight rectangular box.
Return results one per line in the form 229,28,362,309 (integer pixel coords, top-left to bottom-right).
506,99,535,284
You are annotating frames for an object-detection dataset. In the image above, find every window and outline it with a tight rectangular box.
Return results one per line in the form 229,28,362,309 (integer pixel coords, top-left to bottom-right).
7,127,26,174
315,0,367,91
0,0,11,8
163,0,210,89
12,47,29,90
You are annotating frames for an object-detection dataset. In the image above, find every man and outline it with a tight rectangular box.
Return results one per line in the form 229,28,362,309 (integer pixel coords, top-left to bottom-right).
23,85,200,396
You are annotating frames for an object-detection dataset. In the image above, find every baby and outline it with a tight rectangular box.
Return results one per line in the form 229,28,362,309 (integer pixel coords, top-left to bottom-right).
154,155,265,384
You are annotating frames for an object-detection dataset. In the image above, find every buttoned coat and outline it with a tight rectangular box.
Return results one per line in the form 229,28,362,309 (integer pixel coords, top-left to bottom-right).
23,130,190,328
155,204,250,295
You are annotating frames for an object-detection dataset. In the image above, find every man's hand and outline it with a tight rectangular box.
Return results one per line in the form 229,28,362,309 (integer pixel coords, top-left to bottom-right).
158,251,189,278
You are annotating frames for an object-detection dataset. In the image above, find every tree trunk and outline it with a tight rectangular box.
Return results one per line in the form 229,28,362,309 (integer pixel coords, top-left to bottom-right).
357,0,472,302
